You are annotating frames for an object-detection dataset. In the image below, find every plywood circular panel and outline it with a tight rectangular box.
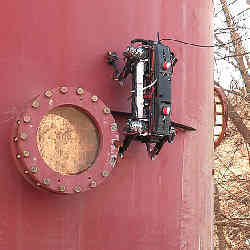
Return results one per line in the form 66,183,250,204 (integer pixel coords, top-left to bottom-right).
10,86,119,194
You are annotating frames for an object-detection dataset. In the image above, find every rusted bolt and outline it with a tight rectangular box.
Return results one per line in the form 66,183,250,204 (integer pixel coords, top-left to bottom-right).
91,95,98,102
102,170,109,177
111,123,118,131
20,132,28,140
17,120,21,125
74,186,81,193
60,87,68,94
24,170,29,174
76,88,84,95
90,180,97,188
44,90,53,98
23,151,30,158
31,166,38,173
32,100,40,108
16,154,21,159
13,137,18,142
43,178,51,185
58,186,66,192
104,107,111,114
23,115,31,123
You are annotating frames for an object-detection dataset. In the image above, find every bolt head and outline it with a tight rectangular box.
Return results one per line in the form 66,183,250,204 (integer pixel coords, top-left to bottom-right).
20,132,28,140
104,107,111,114
91,95,98,102
74,186,81,193
90,180,97,188
60,87,68,94
23,151,30,158
36,182,41,186
17,120,21,125
24,170,29,174
43,178,51,185
58,186,66,192
23,116,31,123
76,88,84,95
13,137,18,142
31,166,38,173
32,100,40,108
16,154,21,159
102,171,109,177
44,90,53,98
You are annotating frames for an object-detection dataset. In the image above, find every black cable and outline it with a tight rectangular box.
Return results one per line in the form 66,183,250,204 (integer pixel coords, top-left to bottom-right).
160,38,214,48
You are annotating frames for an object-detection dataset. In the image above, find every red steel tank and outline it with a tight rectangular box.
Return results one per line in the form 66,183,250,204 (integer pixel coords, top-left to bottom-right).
0,1,213,249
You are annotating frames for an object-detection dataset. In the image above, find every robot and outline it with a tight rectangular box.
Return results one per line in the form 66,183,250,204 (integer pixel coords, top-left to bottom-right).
106,35,195,159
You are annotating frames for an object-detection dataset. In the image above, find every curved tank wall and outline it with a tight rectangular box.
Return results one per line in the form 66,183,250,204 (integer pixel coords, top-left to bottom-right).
0,1,213,249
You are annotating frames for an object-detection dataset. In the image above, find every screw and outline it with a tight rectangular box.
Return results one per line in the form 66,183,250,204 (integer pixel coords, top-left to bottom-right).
104,107,111,114
16,154,21,159
90,180,97,188
58,186,66,192
43,178,50,185
23,151,30,158
20,132,28,140
23,116,31,123
91,95,98,102
44,90,53,98
31,166,38,173
24,170,29,174
32,100,40,108
102,171,109,177
13,137,18,142
76,88,84,95
74,186,81,193
60,87,68,94
111,123,118,131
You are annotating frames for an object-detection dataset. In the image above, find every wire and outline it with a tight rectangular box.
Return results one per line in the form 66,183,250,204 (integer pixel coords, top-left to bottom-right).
160,38,215,48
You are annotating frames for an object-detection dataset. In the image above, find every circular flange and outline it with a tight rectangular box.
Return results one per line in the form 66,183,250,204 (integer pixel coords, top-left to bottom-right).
10,86,119,194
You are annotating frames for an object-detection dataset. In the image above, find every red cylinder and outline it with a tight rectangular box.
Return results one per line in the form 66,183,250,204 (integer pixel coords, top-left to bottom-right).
0,1,213,249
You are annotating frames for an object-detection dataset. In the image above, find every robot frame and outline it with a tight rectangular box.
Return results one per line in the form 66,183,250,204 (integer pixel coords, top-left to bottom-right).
106,34,196,160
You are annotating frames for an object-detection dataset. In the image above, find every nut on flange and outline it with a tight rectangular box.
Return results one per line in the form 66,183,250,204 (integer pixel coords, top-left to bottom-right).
74,186,81,193
31,166,38,173
111,123,118,131
23,151,30,158
91,95,98,102
60,87,68,94
58,186,66,192
90,180,97,188
43,178,51,185
32,100,40,109
101,170,109,177
23,116,31,123
104,107,111,114
44,90,53,98
76,88,84,95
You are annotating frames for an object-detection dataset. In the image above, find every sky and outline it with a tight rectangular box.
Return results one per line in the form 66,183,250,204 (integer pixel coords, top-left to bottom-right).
213,0,249,89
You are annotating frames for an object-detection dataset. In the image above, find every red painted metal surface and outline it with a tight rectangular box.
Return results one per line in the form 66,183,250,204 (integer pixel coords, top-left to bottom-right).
0,1,213,249
10,86,119,194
